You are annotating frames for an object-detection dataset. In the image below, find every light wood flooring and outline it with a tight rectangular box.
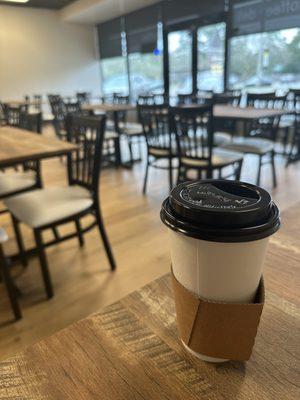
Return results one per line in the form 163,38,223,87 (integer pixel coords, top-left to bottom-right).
0,127,300,361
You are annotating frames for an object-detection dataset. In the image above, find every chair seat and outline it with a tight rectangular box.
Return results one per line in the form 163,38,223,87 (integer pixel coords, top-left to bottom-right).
182,148,243,168
120,122,143,136
4,185,93,228
149,145,177,157
221,137,274,155
214,132,232,146
105,131,119,140
0,171,36,197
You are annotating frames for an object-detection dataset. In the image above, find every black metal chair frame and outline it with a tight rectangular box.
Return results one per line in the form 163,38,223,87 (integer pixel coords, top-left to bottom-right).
171,105,243,183
0,241,22,320
138,104,177,194
11,114,116,299
287,89,300,166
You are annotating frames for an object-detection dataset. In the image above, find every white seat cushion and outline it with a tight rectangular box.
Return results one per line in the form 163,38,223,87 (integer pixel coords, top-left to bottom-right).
105,131,119,140
4,186,93,228
221,137,274,155
214,132,232,146
0,171,36,197
182,148,243,168
120,122,143,136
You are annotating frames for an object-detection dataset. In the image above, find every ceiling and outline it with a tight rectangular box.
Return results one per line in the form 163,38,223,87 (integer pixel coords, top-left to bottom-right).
0,0,75,9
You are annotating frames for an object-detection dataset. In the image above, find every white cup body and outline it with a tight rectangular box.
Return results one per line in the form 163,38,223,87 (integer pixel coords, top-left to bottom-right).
169,230,269,362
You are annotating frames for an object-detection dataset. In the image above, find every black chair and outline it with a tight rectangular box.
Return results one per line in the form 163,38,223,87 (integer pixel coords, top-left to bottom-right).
76,92,90,105
3,105,26,127
48,97,67,140
0,228,22,320
138,104,176,193
137,95,156,105
221,92,280,187
177,93,197,105
64,101,81,114
287,89,300,165
213,92,242,143
4,114,116,298
171,105,243,183
33,95,43,111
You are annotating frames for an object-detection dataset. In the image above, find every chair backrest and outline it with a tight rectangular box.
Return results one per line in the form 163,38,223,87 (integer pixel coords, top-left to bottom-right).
113,94,129,105
171,105,214,169
177,93,196,105
138,104,172,154
19,112,42,133
247,92,276,108
3,105,25,126
64,101,81,114
65,114,107,195
213,92,241,106
76,92,90,105
137,95,155,105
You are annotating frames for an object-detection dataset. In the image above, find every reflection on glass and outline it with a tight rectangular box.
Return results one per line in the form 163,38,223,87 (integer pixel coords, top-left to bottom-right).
169,30,192,97
128,53,164,102
101,56,129,96
198,22,225,93
229,28,300,92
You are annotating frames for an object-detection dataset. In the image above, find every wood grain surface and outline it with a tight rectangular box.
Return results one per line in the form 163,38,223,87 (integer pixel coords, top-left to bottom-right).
0,204,299,399
82,104,136,113
213,104,290,120
0,127,77,167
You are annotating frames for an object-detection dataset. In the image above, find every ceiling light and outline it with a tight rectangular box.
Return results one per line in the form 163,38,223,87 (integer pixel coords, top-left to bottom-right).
1,0,30,3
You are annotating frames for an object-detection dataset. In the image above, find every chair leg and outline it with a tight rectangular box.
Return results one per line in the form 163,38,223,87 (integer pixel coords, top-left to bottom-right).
143,159,150,195
52,227,60,241
0,245,22,320
256,155,263,186
168,158,173,192
33,229,54,299
11,215,27,267
128,138,134,166
114,137,121,167
271,150,277,188
75,219,84,247
95,208,116,271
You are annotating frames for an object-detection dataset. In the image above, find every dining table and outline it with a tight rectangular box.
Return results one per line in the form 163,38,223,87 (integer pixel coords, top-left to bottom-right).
0,126,77,168
0,201,298,399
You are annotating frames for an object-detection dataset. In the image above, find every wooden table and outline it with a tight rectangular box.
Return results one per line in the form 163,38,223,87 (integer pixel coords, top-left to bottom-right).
4,100,44,107
82,103,136,113
0,203,298,399
213,104,290,120
0,126,77,168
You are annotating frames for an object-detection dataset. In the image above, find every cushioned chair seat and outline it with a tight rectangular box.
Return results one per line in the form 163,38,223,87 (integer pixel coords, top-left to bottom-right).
105,131,119,140
0,171,36,197
149,144,177,157
4,186,93,228
120,122,143,136
221,137,274,155
182,148,243,168
214,132,232,146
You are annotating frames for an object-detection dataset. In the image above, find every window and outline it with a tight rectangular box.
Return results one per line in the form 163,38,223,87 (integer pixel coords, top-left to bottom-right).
198,22,226,92
228,27,300,91
168,30,193,97
101,56,129,96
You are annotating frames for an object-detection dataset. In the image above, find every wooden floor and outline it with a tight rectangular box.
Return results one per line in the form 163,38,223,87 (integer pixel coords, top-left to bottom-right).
0,127,300,362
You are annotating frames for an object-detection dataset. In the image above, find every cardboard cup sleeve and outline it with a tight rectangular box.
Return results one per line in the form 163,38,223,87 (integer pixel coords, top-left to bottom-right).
171,270,265,361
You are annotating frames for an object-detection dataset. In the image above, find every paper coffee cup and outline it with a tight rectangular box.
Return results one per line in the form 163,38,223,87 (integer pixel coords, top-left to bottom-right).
161,180,280,362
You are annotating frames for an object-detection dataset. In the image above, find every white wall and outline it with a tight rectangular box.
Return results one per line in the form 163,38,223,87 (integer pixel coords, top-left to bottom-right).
0,5,101,101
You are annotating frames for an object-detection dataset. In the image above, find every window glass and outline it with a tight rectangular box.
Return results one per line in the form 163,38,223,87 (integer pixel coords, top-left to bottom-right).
198,22,225,92
169,30,193,97
101,56,129,96
229,28,300,91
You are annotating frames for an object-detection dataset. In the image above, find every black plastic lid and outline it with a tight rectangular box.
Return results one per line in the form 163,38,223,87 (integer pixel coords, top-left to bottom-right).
161,180,280,242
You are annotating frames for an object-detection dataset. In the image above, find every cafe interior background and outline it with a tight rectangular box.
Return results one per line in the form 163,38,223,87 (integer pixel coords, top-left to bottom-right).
0,0,299,364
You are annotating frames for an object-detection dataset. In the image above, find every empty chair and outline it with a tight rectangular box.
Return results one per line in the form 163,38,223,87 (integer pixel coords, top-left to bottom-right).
287,89,300,165
48,97,67,140
76,92,90,105
177,93,197,105
0,112,42,200
0,228,22,320
138,104,176,193
221,93,280,187
64,101,81,114
4,114,116,298
171,105,243,183
2,105,25,127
